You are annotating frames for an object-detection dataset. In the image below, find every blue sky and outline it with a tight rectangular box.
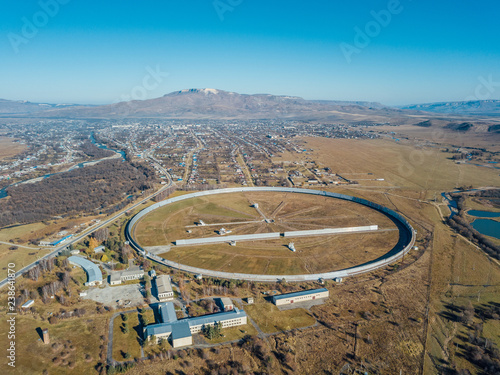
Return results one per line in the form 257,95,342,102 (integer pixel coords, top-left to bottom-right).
0,0,499,105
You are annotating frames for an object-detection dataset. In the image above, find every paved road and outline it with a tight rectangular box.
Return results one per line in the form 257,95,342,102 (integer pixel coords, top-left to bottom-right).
0,241,41,250
0,159,173,289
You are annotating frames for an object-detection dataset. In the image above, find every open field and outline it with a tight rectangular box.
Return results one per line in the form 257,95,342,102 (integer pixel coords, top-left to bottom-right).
302,137,500,196
201,322,259,344
375,124,500,152
0,136,26,159
0,243,50,279
0,314,111,375
159,230,398,275
245,301,316,333
135,191,399,275
112,309,155,361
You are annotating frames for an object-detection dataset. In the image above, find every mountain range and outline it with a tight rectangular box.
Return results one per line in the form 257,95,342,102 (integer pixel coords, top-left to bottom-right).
2,88,402,121
400,100,500,116
0,99,93,115
1,89,499,122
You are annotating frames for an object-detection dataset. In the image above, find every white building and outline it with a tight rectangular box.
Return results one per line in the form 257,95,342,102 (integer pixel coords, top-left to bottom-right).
272,288,329,306
21,300,34,309
68,256,103,286
109,268,145,285
219,297,234,311
94,245,105,253
155,274,174,301
145,302,247,348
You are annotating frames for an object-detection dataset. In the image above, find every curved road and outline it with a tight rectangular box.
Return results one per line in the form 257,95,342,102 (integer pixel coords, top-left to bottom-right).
126,187,417,282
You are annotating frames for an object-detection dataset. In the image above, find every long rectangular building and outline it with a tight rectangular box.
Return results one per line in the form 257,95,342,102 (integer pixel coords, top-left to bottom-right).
175,232,280,246
283,225,378,237
109,268,145,285
175,226,379,246
144,302,247,348
272,288,329,306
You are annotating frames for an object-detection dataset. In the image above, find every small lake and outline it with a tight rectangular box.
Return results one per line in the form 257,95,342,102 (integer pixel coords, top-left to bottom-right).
471,219,500,240
467,210,500,218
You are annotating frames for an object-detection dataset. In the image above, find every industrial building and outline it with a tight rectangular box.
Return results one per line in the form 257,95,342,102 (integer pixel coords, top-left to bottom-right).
272,288,329,306
109,268,145,285
21,300,34,309
144,301,247,348
175,226,378,246
155,274,174,301
175,232,280,246
218,297,234,311
68,256,103,286
93,245,105,253
282,225,378,238
39,234,73,247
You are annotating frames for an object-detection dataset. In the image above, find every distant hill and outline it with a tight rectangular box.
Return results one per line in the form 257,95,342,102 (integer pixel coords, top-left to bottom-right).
400,100,500,116
410,118,499,134
0,99,93,115
22,88,402,120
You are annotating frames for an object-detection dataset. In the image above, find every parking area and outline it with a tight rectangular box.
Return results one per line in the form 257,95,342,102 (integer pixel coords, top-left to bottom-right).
83,283,148,308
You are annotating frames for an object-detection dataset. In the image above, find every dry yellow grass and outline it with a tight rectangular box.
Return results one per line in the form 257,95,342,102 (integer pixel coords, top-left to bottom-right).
245,302,316,333
136,191,399,275
302,137,500,194
0,137,26,159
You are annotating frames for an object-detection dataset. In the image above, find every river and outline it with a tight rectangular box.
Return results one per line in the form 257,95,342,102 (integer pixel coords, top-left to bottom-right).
0,134,125,200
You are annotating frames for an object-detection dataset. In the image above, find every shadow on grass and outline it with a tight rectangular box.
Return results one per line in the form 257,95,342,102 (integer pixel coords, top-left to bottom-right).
35,327,44,341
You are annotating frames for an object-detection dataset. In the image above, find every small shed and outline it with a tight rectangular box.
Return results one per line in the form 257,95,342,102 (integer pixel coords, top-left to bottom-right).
219,297,234,311
94,245,105,253
21,300,34,309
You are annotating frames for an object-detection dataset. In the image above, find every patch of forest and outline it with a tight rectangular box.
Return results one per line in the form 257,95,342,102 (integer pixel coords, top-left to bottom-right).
78,140,115,159
0,159,157,227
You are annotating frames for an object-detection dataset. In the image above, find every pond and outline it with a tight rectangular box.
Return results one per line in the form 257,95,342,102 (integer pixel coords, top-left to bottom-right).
467,210,500,218
471,219,500,240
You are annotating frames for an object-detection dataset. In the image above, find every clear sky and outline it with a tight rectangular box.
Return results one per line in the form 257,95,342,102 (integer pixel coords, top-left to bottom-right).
1,0,499,106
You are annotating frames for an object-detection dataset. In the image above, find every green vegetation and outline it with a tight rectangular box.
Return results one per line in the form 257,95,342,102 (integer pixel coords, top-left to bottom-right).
112,312,143,361
202,321,222,340
203,324,259,344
